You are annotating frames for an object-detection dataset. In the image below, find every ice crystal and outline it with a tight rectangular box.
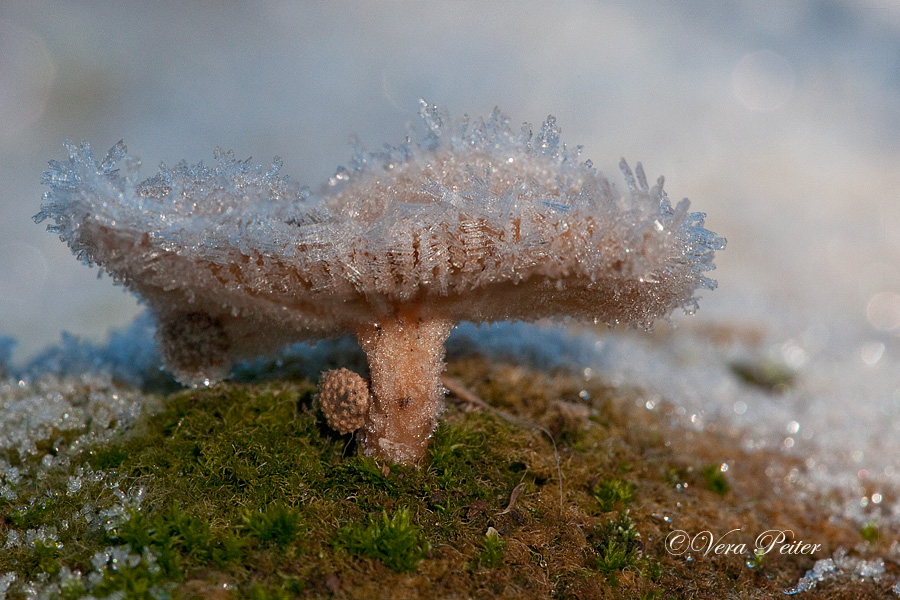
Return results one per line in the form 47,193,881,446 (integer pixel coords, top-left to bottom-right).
0,488,164,600
0,375,155,460
783,547,886,594
0,573,16,600
0,371,157,576
37,101,724,463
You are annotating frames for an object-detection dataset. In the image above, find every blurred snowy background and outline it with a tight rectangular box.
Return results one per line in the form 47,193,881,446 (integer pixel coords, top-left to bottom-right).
2,2,900,518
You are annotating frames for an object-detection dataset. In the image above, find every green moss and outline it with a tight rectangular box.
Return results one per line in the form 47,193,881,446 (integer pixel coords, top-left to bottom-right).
860,522,879,543
474,527,506,569
1,377,552,595
91,559,169,600
747,547,766,570
334,508,430,573
247,582,292,600
30,540,61,577
242,504,303,548
590,511,643,580
701,464,730,496
729,360,797,394
595,538,632,574
111,504,223,576
9,501,57,530
0,362,876,599
87,445,130,470
592,478,635,512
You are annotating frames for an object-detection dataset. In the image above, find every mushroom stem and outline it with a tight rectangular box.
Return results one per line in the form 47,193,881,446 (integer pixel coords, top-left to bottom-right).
355,310,453,465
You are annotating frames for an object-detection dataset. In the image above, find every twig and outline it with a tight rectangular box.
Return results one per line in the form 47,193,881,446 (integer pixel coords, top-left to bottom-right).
497,482,526,515
441,374,483,408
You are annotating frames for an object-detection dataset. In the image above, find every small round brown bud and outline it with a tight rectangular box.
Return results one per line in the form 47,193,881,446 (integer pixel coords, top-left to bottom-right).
318,368,370,434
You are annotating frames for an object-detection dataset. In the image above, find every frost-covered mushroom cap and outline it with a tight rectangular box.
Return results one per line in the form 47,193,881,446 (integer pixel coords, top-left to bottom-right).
37,101,723,383
314,103,723,329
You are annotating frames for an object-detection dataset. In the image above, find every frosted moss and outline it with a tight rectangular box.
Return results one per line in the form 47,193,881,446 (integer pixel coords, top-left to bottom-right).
36,101,724,464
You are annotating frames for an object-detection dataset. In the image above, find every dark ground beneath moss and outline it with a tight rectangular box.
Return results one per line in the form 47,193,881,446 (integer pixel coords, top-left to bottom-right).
1,356,897,599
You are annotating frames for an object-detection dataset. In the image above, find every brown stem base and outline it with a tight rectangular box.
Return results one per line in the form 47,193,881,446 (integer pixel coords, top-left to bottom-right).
355,311,452,465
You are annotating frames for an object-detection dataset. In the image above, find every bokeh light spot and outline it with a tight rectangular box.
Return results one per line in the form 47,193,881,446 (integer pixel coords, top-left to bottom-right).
866,292,900,332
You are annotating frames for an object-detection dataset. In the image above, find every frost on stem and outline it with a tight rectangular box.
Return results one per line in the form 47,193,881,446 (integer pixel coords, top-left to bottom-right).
36,101,725,465
355,311,452,464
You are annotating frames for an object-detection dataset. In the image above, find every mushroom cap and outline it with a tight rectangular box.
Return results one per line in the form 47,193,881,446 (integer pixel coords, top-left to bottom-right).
37,101,724,363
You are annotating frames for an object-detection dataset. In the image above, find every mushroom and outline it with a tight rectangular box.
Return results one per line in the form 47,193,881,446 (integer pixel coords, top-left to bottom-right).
36,101,724,465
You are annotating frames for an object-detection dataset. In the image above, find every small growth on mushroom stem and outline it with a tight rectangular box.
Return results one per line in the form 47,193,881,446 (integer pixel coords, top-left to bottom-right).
36,101,724,464
318,368,370,435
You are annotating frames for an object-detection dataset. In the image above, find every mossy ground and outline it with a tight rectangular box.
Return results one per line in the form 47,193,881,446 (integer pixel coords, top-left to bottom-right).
1,356,897,599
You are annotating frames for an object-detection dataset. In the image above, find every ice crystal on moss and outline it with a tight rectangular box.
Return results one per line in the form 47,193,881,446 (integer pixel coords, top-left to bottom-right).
0,573,16,600
0,375,154,461
37,101,724,463
784,547,887,594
